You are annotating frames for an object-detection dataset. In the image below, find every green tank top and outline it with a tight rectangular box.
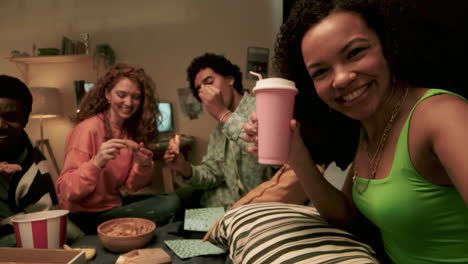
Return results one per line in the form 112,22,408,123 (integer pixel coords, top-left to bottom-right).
353,89,468,263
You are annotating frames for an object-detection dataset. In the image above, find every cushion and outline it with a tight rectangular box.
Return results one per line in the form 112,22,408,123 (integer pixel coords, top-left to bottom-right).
208,202,380,264
202,164,307,241
230,164,308,208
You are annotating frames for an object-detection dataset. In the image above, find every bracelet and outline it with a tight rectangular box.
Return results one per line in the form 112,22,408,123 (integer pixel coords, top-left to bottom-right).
218,110,231,123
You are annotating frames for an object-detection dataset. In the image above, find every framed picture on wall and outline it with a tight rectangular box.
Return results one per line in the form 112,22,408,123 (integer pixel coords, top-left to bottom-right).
177,88,204,120
246,47,269,79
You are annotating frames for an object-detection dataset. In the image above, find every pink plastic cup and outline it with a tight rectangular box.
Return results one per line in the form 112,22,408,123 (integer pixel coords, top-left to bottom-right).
12,210,69,249
253,78,298,165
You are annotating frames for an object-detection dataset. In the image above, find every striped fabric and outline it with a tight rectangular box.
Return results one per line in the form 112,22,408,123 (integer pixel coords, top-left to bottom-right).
209,202,380,264
0,136,58,215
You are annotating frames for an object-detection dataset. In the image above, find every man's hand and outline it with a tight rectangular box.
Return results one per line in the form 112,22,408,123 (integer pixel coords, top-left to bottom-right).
0,162,22,175
242,112,259,155
163,144,192,179
198,84,228,121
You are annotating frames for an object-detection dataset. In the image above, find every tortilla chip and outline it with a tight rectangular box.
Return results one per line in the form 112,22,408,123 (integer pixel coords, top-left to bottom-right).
139,248,171,264
116,248,171,264
116,249,138,264
169,134,181,154
125,140,139,151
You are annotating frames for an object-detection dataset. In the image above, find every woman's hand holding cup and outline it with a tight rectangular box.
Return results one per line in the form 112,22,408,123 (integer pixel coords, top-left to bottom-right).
243,112,259,155
243,112,308,167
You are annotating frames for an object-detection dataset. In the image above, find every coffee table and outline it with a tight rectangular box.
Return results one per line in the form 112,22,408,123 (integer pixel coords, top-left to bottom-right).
71,221,227,264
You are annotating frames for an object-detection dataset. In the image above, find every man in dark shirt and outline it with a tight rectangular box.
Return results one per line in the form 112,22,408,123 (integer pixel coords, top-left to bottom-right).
0,75,59,246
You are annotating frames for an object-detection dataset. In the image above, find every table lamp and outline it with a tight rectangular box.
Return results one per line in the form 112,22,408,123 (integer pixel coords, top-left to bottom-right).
30,87,62,175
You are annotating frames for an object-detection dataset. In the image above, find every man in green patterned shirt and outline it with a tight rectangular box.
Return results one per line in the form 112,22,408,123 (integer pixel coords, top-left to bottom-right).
164,53,275,208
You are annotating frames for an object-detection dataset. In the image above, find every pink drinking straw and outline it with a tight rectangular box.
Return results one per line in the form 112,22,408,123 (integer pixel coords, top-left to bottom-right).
249,71,263,80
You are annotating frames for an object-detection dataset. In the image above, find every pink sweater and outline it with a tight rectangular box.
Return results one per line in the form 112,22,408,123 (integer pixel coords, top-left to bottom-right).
56,114,154,213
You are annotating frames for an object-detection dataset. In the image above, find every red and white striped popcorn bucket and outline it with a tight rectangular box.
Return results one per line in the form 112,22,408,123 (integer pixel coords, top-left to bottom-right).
12,210,69,249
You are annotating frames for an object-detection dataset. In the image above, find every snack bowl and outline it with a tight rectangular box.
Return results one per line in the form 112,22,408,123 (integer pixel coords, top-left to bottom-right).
97,217,156,253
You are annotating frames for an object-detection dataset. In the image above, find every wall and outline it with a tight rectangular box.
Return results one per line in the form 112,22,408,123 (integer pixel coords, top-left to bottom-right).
0,1,283,178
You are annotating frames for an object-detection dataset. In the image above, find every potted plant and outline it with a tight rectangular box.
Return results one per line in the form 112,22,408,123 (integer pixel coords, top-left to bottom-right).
93,43,116,70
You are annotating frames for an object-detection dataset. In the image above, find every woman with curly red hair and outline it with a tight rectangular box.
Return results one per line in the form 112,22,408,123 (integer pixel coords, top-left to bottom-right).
57,63,181,234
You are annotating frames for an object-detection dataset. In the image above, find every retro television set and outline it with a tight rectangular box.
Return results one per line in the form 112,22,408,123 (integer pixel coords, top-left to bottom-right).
74,81,95,112
157,102,174,134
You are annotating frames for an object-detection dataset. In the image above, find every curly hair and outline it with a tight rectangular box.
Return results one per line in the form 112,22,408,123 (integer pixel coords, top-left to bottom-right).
186,53,243,102
273,0,398,168
73,63,160,145
275,0,396,100
275,0,467,169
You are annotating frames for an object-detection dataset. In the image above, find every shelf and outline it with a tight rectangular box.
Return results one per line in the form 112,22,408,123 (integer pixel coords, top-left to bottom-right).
7,54,91,64
6,55,93,84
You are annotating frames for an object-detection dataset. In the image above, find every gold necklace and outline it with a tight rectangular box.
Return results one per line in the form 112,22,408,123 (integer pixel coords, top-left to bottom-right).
353,88,408,193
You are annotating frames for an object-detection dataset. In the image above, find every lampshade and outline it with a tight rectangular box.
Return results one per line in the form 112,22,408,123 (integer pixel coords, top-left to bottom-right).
30,87,62,119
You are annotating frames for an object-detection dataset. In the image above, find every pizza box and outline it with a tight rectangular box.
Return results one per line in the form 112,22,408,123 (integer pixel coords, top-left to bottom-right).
0,247,85,264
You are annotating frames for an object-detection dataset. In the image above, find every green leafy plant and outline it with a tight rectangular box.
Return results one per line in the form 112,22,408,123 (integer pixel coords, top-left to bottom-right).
10,50,30,57
93,43,116,70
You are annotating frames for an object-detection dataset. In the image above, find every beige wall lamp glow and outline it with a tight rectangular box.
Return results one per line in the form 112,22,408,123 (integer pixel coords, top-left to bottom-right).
30,87,62,175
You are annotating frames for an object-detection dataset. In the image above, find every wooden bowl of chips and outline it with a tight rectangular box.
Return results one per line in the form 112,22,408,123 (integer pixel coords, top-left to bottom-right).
97,217,156,253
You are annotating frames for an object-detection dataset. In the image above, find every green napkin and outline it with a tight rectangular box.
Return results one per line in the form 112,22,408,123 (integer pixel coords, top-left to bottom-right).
164,239,225,259
183,207,225,232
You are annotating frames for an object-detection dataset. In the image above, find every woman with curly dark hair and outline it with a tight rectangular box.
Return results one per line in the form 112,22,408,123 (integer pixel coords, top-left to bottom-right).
243,0,468,262
57,63,181,234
